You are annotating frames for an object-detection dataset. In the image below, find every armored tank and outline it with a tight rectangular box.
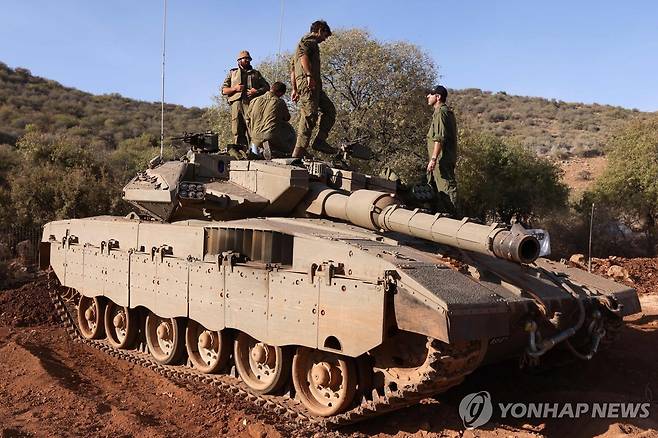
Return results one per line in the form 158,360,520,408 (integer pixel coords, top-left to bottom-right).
40,133,641,422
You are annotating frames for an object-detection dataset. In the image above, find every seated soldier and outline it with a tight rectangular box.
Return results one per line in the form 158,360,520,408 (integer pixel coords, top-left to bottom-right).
247,81,295,158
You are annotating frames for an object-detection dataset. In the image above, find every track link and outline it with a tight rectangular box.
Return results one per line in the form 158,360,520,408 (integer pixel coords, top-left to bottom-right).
47,281,485,430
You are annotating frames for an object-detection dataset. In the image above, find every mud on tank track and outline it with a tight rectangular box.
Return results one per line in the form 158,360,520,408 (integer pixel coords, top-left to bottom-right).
43,272,486,434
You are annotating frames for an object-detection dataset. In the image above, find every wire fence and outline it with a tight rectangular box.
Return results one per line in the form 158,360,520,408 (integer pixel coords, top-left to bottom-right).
0,224,42,266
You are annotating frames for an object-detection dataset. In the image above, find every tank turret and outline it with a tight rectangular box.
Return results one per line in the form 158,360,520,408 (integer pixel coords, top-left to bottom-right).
122,133,539,264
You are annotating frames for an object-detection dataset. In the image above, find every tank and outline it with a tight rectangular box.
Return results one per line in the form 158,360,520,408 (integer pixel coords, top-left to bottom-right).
40,133,641,422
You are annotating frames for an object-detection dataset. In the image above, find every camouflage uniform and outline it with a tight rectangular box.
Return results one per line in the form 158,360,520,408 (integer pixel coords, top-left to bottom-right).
427,103,458,213
247,91,295,157
222,66,269,146
292,33,336,151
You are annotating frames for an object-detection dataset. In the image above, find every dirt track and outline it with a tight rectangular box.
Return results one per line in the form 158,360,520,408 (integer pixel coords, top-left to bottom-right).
0,260,657,438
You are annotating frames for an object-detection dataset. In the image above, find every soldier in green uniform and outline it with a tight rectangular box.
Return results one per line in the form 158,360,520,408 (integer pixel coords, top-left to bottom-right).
222,50,270,146
426,85,458,215
290,20,337,158
247,82,295,158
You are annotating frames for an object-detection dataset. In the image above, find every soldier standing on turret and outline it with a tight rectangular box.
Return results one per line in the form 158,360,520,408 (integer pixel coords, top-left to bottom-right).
290,20,337,158
426,85,458,215
222,50,270,146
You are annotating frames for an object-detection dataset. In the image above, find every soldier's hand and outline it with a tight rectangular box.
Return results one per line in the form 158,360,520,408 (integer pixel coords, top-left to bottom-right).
233,84,245,92
247,87,258,97
426,159,436,173
291,89,299,102
306,76,316,90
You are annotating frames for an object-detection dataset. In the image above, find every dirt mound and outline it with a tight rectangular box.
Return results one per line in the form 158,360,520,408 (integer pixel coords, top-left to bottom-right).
570,256,658,296
0,274,57,327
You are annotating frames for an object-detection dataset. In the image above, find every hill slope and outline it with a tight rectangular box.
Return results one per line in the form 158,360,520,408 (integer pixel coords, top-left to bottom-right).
451,88,654,158
2,61,654,157
0,62,206,149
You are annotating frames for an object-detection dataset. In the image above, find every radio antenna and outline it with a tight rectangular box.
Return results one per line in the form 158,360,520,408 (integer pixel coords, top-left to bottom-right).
159,0,167,159
276,0,284,81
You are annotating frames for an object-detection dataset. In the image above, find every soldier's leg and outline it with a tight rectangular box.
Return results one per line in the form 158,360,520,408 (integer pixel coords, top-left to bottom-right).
236,101,249,146
315,91,336,142
230,102,241,144
433,163,457,216
293,91,319,157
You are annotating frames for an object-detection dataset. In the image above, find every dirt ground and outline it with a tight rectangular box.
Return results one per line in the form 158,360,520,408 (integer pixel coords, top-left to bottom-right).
0,260,656,438
559,156,608,197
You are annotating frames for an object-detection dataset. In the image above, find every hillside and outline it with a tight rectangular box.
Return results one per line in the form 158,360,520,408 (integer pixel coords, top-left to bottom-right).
2,62,655,157
451,88,654,158
0,62,206,149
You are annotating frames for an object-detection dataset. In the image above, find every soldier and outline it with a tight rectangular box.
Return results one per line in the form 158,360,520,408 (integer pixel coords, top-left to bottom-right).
247,82,295,158
426,85,458,215
290,20,337,158
222,50,270,146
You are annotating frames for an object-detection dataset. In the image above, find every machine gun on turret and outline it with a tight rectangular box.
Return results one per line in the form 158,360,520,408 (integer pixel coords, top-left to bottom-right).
171,131,219,153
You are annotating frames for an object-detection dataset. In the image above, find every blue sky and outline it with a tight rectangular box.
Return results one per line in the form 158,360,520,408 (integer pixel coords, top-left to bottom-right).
2,0,657,111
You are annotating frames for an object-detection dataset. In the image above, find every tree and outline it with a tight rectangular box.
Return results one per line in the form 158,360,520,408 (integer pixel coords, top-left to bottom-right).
10,128,122,226
589,116,658,254
319,29,437,179
458,131,569,223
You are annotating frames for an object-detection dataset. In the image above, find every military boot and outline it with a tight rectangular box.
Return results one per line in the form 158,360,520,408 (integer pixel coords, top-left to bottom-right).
311,138,338,154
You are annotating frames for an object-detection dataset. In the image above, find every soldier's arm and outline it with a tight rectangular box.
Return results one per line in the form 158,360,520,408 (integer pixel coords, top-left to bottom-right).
290,58,299,102
427,113,443,172
256,74,270,96
221,72,237,96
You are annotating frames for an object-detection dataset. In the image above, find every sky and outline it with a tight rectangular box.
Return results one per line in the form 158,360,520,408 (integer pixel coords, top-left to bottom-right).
1,0,657,112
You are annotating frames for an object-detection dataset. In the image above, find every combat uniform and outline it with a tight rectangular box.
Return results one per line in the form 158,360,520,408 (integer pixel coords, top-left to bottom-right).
247,91,295,157
292,33,336,152
222,66,269,146
427,103,458,213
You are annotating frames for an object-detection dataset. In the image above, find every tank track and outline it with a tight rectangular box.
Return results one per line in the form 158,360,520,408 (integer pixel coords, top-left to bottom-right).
46,281,485,430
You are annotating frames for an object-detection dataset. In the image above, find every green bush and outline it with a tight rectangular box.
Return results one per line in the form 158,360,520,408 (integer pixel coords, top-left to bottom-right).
458,131,569,223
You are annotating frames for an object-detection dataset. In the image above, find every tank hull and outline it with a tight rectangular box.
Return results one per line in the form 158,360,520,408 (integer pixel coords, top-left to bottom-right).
42,215,639,358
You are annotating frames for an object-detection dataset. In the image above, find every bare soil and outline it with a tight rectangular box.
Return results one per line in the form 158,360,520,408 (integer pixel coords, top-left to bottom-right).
0,262,656,438
559,156,608,197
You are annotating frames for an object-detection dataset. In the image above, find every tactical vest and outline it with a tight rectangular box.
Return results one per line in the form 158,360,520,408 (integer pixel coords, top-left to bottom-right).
227,68,258,103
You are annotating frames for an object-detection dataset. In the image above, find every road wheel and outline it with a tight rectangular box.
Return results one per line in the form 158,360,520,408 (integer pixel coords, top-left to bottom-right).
292,347,357,416
234,332,291,394
185,320,230,373
104,301,138,349
144,312,186,365
77,295,106,340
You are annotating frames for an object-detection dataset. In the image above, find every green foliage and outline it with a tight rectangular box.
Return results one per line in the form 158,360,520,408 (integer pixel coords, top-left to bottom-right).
9,130,123,226
319,30,436,180
458,131,569,222
9,164,118,226
587,116,658,253
108,134,160,183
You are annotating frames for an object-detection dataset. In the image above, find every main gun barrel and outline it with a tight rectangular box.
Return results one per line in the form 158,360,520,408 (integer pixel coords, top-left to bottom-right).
308,185,540,264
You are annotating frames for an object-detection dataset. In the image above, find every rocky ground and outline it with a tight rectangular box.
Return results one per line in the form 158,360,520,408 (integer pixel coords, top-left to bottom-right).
0,258,656,438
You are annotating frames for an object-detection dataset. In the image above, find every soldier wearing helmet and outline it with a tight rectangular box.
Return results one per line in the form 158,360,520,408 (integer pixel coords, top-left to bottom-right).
222,50,270,146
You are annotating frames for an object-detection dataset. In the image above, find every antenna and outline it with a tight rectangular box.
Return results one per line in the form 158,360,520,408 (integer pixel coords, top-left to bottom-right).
160,0,167,159
276,0,285,81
